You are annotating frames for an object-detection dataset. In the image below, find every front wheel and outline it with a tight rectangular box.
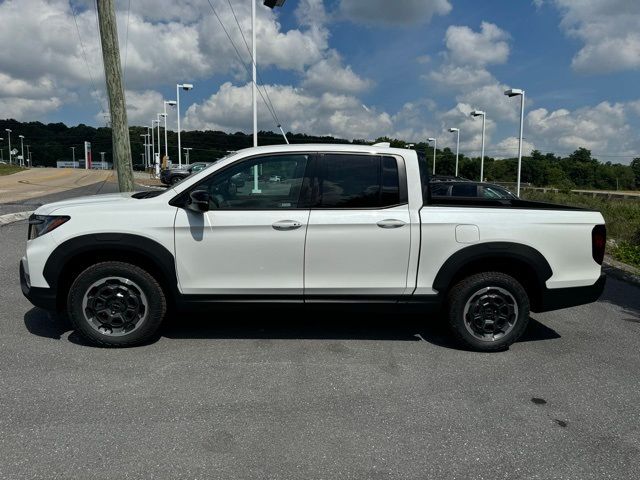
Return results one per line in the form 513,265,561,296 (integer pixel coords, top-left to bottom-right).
446,272,530,351
67,261,166,347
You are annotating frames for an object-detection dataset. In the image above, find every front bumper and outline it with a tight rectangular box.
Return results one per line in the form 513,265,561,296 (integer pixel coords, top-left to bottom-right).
535,273,606,312
20,258,57,311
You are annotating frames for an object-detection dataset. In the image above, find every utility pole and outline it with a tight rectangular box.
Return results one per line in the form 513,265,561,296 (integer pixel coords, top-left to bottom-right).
70,146,76,167
97,0,134,191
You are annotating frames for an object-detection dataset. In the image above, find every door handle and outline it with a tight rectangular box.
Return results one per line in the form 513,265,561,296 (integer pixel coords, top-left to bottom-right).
272,220,303,231
377,219,406,229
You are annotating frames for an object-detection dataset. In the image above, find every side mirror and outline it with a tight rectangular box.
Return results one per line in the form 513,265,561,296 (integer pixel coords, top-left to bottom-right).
187,189,210,213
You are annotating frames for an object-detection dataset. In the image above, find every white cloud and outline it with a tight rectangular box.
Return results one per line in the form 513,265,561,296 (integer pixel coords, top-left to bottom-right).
525,101,639,159
338,0,452,26
493,136,535,159
184,82,393,140
302,52,372,94
0,97,63,120
544,0,640,73
444,22,510,67
428,22,519,123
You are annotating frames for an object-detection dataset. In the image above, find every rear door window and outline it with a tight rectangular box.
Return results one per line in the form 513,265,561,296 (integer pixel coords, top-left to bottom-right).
312,154,401,208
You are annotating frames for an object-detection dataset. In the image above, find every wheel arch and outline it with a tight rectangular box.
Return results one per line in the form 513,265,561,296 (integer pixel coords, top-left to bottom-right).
43,234,177,311
432,242,552,311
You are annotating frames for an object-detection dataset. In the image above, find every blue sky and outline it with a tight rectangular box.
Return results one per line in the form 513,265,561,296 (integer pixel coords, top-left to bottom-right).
1,0,639,162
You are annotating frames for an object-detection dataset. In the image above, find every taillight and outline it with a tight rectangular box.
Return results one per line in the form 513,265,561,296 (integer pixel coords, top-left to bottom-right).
592,224,606,265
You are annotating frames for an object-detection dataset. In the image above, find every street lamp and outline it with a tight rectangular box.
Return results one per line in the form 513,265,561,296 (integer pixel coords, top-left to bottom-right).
140,134,149,167
504,88,525,196
18,135,24,167
470,110,486,182
449,127,460,177
70,146,76,167
163,100,177,162
151,119,159,173
427,137,437,175
176,83,193,167
157,113,166,166
5,129,11,164
253,0,287,148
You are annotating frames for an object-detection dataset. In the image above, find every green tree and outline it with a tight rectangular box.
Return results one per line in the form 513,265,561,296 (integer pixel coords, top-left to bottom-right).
631,158,640,187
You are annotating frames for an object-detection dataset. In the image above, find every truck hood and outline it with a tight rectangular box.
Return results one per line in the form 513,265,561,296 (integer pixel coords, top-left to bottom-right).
35,192,138,215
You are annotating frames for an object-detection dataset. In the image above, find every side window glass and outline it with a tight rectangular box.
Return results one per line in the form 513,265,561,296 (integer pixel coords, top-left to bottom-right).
451,184,478,197
314,154,400,208
196,154,310,209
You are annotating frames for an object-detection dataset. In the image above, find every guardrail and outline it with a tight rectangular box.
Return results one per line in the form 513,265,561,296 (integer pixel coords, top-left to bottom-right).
522,187,640,200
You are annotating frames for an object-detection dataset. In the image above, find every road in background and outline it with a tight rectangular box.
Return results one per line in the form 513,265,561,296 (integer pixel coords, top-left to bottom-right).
0,188,639,479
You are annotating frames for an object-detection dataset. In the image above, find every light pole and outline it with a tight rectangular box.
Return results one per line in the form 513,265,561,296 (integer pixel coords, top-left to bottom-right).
471,110,486,182
0,138,3,163
26,145,30,167
163,100,176,162
157,113,166,167
151,119,158,165
505,88,525,196
100,152,106,169
140,134,148,167
183,147,192,165
427,137,437,175
449,127,460,177
70,146,76,167
176,83,193,167
5,129,11,164
255,1,287,147
18,135,24,167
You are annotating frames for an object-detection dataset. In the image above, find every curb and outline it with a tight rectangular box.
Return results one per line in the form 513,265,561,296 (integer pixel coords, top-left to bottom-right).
603,255,640,287
0,211,33,226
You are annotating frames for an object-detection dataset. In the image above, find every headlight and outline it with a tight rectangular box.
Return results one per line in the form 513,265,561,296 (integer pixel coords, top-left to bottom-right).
28,215,70,240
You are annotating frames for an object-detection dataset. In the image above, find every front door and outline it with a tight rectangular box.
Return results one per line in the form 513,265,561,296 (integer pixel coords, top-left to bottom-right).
304,153,412,298
174,153,311,297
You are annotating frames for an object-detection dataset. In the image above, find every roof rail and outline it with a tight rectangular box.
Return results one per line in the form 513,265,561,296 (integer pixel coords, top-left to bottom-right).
372,142,390,147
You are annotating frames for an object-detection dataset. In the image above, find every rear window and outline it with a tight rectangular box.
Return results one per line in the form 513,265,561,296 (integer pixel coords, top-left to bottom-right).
313,154,401,208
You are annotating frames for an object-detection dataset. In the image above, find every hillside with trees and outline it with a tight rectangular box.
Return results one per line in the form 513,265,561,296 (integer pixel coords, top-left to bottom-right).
0,119,638,191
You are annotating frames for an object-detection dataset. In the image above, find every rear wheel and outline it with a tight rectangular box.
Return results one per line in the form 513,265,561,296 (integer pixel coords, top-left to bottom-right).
170,175,183,186
67,261,166,347
446,272,530,351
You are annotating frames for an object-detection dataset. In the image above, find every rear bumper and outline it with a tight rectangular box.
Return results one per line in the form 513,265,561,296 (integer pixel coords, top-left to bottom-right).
20,258,57,311
535,273,606,312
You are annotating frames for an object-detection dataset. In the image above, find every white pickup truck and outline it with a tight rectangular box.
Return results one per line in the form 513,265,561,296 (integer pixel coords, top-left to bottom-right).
20,143,607,351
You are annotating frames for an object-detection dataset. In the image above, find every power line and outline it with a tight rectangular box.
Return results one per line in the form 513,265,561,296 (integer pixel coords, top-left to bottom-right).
204,0,280,126
70,3,107,114
225,0,281,126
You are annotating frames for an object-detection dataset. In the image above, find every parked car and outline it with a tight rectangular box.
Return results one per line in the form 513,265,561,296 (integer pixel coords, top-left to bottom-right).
269,175,282,182
20,144,606,351
430,181,518,200
160,162,212,186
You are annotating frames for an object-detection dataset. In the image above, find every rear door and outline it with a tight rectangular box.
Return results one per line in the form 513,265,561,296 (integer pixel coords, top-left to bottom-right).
303,153,411,299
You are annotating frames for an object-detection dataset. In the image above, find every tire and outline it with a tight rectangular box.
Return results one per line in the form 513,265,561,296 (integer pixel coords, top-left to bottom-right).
67,261,166,347
446,272,530,352
170,175,184,186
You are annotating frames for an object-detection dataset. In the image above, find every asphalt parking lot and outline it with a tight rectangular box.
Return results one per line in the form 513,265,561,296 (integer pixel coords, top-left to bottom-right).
1,186,639,479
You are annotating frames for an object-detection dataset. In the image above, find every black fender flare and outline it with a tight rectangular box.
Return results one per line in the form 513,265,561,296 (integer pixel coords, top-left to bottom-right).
43,233,178,294
432,242,553,293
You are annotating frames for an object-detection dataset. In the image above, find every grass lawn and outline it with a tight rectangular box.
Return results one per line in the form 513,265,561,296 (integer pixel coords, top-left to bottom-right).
522,190,640,269
0,164,25,176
